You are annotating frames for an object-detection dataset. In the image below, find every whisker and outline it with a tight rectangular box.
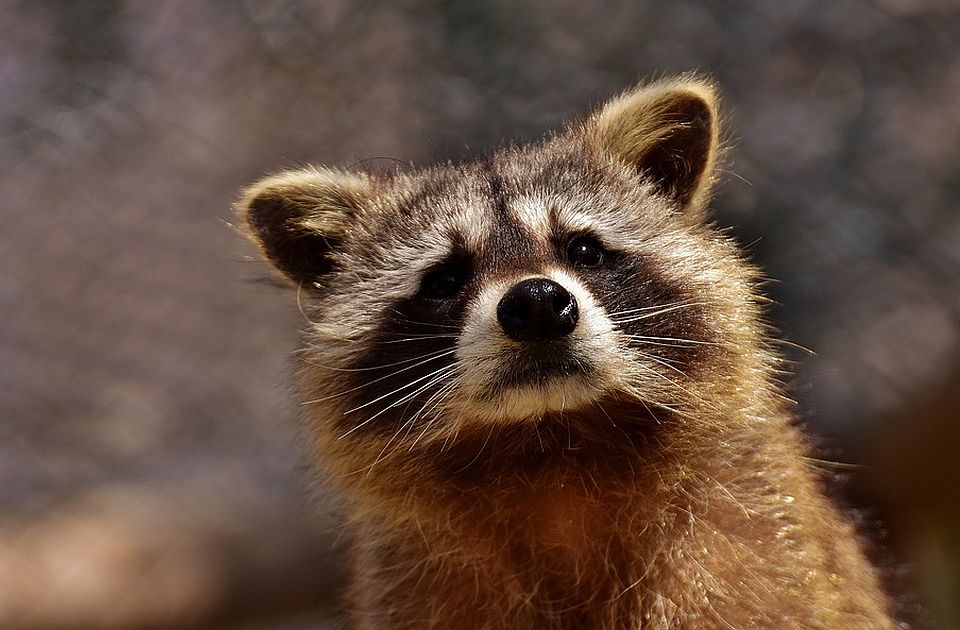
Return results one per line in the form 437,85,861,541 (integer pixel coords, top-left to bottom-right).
594,401,616,428
308,346,455,373
636,350,688,378
636,396,663,426
367,417,418,473
415,374,460,423
344,362,459,415
624,334,719,347
380,335,459,344
399,371,459,440
366,376,456,474
440,405,468,453
452,424,496,474
338,364,459,439
613,304,709,325
389,310,460,330
367,371,461,472
302,349,456,404
632,363,720,413
611,302,709,324
606,299,692,317
407,377,461,451
295,280,317,326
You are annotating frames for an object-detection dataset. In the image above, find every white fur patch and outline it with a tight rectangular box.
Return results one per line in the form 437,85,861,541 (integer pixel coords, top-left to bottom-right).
510,193,552,238
511,193,655,255
453,267,626,424
452,204,491,253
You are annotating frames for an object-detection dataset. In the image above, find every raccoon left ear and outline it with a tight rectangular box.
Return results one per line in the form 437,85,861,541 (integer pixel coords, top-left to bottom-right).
236,168,370,287
587,76,720,215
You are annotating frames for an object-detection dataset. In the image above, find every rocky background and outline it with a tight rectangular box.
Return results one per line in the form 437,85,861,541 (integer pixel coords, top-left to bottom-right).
2,1,958,628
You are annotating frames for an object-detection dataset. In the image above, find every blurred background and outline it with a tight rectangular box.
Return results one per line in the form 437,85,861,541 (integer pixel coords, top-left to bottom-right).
2,1,958,628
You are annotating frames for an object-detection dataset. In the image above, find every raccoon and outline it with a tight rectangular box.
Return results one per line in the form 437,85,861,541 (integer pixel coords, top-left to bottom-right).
236,77,895,629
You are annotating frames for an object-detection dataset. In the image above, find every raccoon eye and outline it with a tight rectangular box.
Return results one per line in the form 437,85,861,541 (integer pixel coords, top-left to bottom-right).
421,266,465,300
567,235,604,267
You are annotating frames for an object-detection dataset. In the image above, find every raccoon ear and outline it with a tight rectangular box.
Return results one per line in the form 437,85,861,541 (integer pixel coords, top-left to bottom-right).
588,77,720,214
236,168,370,286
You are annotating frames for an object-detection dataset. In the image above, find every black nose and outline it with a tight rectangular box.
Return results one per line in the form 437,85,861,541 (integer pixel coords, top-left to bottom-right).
496,278,579,341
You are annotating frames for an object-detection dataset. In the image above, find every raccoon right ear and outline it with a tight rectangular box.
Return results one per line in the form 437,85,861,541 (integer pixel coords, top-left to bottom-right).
236,168,370,286
587,76,720,216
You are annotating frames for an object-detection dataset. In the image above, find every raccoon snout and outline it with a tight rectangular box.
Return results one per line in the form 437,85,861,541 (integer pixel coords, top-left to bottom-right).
496,278,579,342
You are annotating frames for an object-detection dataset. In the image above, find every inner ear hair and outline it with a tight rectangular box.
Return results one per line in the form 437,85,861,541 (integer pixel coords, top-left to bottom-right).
588,76,720,214
236,168,370,286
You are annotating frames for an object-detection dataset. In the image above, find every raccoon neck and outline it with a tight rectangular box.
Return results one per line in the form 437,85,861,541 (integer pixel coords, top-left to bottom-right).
345,401,848,628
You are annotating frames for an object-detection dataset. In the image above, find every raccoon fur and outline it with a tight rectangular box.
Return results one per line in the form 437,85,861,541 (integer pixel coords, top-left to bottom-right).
236,76,896,629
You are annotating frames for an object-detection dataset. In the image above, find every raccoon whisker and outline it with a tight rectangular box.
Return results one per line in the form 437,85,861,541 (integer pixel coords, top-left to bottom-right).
388,367,460,413
339,364,460,439
598,402,640,451
423,373,461,418
624,339,705,350
629,363,720,414
368,374,458,474
380,335,460,344
367,373,459,473
440,432,454,452
635,350,689,378
606,299,693,317
306,346,456,373
390,324,461,334
610,302,709,324
773,338,815,355
398,417,426,454
635,396,664,426
612,302,708,323
439,404,468,453
366,416,418,474
407,379,461,452
608,299,688,313
638,398,693,421
442,392,481,453
295,280,318,326
304,350,457,405
377,369,460,430
801,456,864,471
389,310,461,330
451,423,496,475
345,362,460,416
407,408,445,451
405,372,461,436
624,334,719,347
594,401,616,428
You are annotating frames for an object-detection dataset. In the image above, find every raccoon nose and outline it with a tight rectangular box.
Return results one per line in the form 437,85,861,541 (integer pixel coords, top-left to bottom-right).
497,278,579,341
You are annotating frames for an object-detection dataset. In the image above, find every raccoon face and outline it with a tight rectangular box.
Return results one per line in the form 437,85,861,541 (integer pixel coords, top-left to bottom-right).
238,77,751,449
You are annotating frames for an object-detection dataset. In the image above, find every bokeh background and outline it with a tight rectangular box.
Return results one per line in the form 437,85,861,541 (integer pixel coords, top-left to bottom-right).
2,1,958,628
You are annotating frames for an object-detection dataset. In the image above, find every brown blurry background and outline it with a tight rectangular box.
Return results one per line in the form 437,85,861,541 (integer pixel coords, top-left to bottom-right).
2,1,958,628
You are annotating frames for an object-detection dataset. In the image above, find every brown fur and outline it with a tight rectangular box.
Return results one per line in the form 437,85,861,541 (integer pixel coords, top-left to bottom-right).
236,77,895,628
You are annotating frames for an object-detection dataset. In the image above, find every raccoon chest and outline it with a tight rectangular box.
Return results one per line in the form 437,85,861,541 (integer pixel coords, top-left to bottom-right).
509,480,612,569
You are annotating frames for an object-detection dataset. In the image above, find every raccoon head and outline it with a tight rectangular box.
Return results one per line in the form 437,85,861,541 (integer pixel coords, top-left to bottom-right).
238,77,765,460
